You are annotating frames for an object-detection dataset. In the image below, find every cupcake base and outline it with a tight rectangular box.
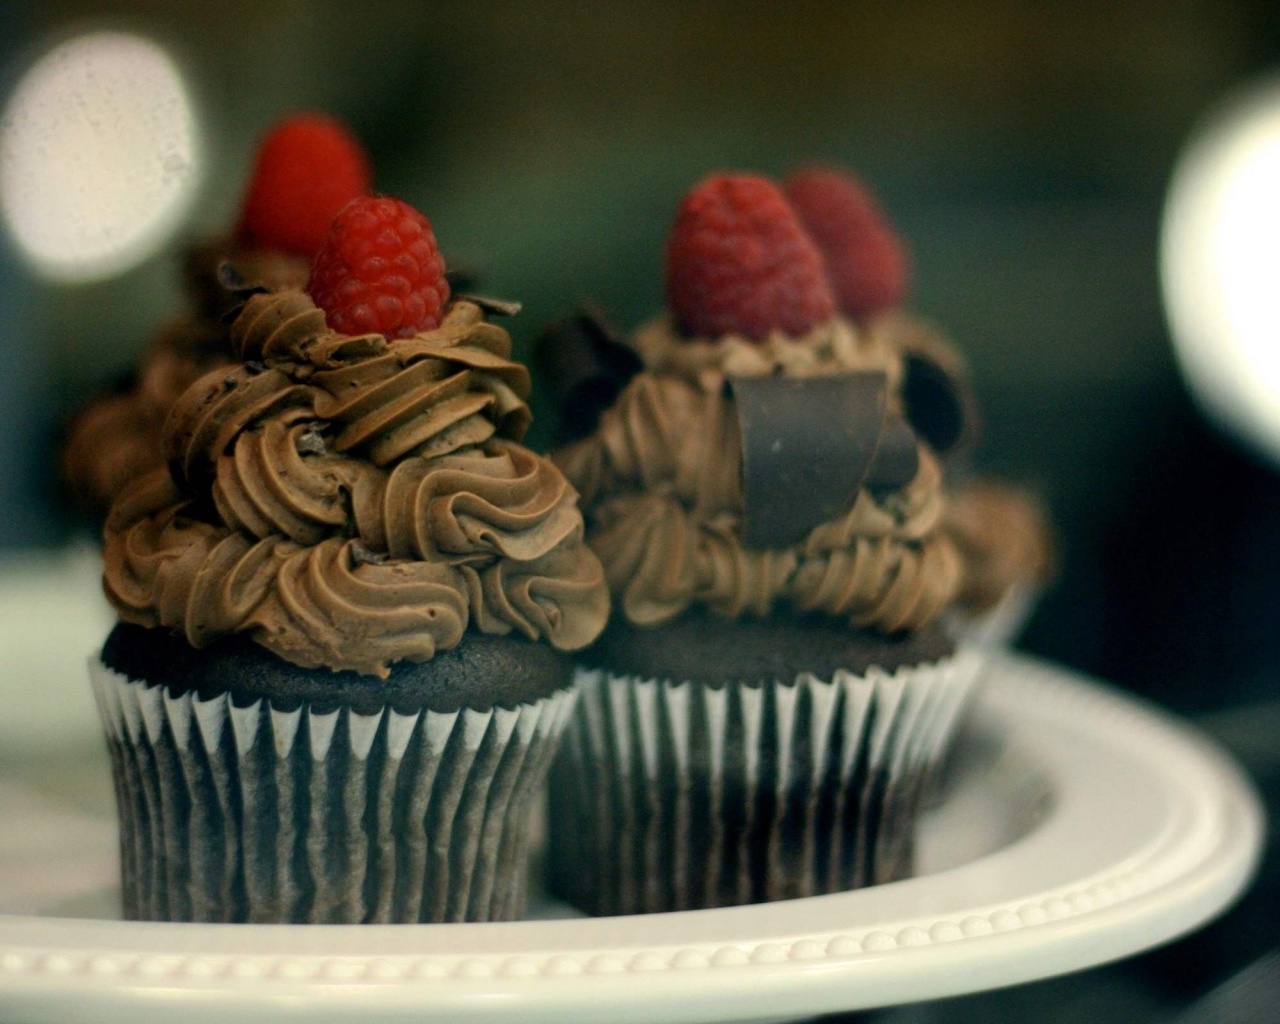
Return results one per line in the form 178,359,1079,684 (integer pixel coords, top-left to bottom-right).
547,615,980,916
90,625,576,924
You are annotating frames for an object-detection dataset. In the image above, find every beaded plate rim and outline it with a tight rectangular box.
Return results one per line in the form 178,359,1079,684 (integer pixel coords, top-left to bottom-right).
0,653,1264,1023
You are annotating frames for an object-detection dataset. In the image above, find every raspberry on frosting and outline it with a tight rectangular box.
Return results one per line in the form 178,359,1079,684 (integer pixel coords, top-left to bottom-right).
665,174,835,341
236,113,372,257
307,196,450,339
783,166,908,318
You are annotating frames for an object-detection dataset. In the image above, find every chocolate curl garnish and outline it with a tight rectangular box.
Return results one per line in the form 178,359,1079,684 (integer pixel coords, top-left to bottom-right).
730,371,919,548
902,350,977,458
865,415,920,492
216,261,272,324
444,261,483,295
535,304,643,443
456,294,522,318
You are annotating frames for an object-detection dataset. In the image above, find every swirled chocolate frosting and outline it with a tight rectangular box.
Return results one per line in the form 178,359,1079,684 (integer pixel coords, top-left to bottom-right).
943,479,1054,612
103,291,608,677
62,317,233,519
555,316,962,634
62,243,312,519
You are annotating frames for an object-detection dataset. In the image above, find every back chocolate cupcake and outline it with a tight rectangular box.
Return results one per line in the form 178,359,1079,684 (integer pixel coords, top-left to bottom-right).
542,173,982,915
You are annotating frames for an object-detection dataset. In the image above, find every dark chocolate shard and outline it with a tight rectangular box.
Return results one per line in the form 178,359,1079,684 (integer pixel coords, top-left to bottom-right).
456,293,522,318
731,372,889,548
215,260,249,293
865,416,920,491
902,351,976,457
444,260,483,295
216,260,272,324
535,304,643,443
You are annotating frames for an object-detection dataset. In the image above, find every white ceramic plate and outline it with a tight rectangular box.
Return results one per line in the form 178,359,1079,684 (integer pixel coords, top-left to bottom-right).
0,654,1263,1024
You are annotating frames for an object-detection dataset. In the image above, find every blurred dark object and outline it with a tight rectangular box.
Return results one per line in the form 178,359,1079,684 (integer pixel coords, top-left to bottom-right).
1172,951,1280,1024
534,304,640,444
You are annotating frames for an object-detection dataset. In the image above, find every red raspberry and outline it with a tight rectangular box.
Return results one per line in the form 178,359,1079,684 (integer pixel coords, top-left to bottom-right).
236,113,372,257
784,167,908,318
665,174,835,341
307,196,450,339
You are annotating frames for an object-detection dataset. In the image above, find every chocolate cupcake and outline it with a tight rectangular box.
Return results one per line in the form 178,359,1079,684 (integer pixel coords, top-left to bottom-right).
89,195,608,923
62,113,365,520
542,174,981,915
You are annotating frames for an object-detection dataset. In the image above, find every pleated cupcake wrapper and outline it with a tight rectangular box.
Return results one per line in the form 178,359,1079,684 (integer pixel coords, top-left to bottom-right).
547,650,982,916
88,658,576,924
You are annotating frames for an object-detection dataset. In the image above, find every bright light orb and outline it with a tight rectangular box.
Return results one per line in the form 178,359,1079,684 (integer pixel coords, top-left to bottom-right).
1162,75,1280,465
0,31,199,282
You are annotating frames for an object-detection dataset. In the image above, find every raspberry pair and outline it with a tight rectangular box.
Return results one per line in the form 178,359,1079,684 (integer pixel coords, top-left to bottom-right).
240,113,906,344
667,169,909,341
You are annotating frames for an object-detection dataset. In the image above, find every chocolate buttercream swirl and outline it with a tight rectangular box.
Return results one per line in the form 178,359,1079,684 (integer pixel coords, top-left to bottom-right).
104,469,469,675
103,290,608,677
943,479,1054,612
632,314,904,394
62,317,236,519
556,324,961,634
227,292,533,465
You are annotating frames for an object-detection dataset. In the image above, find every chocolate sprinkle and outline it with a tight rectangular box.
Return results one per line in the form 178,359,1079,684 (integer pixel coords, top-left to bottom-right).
731,372,892,548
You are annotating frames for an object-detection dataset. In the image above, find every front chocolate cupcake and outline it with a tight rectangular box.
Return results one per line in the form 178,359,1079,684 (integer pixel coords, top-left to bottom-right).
543,174,981,915
88,195,608,923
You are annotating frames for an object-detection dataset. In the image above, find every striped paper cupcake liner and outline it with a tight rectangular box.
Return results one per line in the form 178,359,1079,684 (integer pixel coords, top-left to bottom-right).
547,650,981,916
88,658,576,924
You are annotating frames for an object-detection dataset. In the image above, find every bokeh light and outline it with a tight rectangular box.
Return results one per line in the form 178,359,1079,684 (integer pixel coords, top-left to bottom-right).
0,31,199,283
1162,74,1280,466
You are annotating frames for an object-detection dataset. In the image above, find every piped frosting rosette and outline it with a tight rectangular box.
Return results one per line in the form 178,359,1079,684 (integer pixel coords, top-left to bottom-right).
105,290,608,678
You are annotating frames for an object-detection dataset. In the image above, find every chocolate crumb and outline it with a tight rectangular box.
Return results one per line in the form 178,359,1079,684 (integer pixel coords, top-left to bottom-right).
350,542,389,567
295,427,327,457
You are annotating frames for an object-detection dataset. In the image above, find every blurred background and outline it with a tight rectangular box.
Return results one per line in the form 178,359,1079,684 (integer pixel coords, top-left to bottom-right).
1,0,1279,1020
